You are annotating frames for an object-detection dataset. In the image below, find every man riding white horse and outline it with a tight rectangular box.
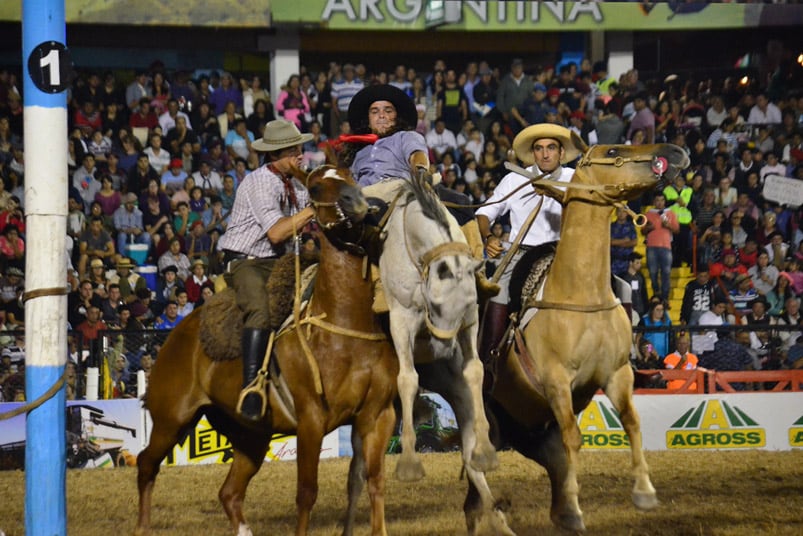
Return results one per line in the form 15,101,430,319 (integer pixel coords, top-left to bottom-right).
341,84,499,305
476,124,581,364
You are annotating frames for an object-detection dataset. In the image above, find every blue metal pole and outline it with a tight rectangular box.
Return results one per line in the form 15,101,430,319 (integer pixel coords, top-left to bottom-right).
22,0,68,535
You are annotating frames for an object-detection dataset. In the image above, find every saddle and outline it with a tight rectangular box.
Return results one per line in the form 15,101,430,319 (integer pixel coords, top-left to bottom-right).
198,250,319,361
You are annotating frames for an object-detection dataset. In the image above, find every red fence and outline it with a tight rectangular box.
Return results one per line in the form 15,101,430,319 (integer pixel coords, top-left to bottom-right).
632,369,803,394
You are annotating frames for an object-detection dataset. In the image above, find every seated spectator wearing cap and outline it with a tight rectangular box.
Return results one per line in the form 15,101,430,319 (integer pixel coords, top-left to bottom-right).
109,256,148,304
730,273,759,318
161,158,188,193
511,82,549,130
113,192,151,258
129,287,156,326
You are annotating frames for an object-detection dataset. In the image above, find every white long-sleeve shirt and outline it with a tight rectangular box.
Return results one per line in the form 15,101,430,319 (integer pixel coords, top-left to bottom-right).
476,164,574,247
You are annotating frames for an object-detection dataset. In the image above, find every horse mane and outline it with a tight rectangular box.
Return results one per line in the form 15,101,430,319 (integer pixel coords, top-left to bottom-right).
403,171,452,235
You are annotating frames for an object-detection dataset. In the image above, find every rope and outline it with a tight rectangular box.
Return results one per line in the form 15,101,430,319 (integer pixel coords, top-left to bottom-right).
529,298,622,313
22,286,69,303
292,219,325,397
489,196,544,284
0,369,67,421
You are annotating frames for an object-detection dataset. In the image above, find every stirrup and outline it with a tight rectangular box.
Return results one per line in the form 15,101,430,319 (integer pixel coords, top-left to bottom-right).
236,371,269,421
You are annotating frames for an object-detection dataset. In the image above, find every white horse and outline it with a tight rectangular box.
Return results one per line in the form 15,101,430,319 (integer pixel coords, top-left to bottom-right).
378,173,511,534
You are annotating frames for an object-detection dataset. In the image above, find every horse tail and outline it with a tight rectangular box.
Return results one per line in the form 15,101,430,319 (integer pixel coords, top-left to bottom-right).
407,169,451,235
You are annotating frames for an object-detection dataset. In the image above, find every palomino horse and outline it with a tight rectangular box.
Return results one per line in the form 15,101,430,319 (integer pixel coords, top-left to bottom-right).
379,173,511,535
135,166,399,536
473,139,690,532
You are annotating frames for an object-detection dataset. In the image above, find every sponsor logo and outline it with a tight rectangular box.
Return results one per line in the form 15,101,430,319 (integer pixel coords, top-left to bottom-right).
166,417,233,465
789,415,803,447
667,400,765,449
577,400,630,449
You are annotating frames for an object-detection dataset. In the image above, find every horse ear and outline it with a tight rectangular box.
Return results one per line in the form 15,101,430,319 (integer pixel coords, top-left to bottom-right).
571,130,588,153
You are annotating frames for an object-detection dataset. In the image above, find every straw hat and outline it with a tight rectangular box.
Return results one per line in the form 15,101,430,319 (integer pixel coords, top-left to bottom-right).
252,120,313,152
512,124,582,165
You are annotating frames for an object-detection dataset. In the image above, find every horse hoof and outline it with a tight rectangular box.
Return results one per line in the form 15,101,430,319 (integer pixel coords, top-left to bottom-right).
633,490,659,511
552,512,586,533
236,522,254,536
395,457,426,482
469,444,499,473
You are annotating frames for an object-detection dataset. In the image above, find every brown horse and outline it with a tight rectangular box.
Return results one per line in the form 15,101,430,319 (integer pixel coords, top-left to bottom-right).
135,166,399,536
471,139,690,532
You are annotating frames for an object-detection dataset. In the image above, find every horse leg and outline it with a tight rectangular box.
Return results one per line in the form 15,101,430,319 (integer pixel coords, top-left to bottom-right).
216,428,271,536
359,403,395,536
457,323,498,473
541,370,585,532
389,310,425,481
295,416,325,536
135,417,195,535
342,427,367,536
421,361,511,536
604,364,658,510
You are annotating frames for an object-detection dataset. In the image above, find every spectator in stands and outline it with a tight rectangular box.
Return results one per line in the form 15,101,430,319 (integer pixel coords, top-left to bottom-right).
730,273,759,319
68,279,102,328
165,116,200,158
184,259,209,304
663,333,700,391
663,173,693,267
748,251,779,296
161,158,188,194
0,224,24,272
765,231,790,269
144,131,171,175
113,192,150,257
109,257,147,304
155,265,183,311
767,271,795,317
496,58,533,136
425,118,458,162
130,286,156,326
747,93,782,125
115,303,143,331
186,220,210,262
784,256,803,296
776,295,801,354
627,92,655,144
99,283,123,324
158,97,192,134
225,118,255,161
209,72,242,116
175,288,194,317
761,151,787,181
680,267,719,326
621,252,648,320
158,238,191,281
154,300,183,329
636,300,672,360
173,201,200,238
610,206,637,278
192,160,224,199
78,217,115,277
276,74,311,131
331,64,363,137
125,70,150,114
643,192,679,302
76,305,107,364
73,153,100,212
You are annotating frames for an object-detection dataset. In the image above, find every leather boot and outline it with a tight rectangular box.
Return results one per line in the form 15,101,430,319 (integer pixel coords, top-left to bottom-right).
460,220,500,300
238,327,270,422
479,302,509,392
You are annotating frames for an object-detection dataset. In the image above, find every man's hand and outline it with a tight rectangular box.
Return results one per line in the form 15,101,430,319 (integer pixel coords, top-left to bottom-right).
485,236,504,259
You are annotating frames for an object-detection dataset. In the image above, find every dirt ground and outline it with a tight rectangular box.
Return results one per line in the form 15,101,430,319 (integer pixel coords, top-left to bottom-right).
1,449,802,535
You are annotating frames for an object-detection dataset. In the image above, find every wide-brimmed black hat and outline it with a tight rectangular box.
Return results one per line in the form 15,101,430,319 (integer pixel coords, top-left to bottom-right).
347,84,417,134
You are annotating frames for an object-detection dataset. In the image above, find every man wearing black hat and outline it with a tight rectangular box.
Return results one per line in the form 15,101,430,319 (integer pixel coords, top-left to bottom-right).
218,119,315,421
344,84,499,304
155,264,184,312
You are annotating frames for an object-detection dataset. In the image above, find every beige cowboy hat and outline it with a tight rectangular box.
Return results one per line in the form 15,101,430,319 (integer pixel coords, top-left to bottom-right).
252,119,313,152
512,124,583,166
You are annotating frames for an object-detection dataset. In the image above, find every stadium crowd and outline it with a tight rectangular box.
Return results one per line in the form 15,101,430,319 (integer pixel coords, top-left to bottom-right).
0,52,802,400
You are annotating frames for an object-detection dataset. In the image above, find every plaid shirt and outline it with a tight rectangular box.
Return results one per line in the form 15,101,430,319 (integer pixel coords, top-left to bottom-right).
218,165,308,258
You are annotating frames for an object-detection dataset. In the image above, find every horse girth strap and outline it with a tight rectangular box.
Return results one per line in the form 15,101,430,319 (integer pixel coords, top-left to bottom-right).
528,298,621,313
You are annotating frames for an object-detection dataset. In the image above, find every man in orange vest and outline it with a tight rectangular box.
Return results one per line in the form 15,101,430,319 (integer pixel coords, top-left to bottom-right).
663,333,700,391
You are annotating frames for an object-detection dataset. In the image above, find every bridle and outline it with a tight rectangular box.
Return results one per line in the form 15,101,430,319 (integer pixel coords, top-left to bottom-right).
307,175,369,257
400,200,475,340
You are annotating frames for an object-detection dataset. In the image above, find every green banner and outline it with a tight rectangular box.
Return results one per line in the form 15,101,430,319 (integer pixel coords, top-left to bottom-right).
1,1,800,30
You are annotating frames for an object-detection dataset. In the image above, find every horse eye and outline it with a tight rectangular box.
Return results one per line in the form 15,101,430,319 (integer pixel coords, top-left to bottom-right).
607,148,618,157
309,184,321,198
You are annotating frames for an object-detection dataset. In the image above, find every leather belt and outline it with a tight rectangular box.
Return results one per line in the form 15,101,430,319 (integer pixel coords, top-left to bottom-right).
223,250,279,264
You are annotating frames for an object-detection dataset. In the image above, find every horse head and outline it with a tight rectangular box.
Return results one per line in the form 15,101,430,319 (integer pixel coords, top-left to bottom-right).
306,165,370,254
569,132,691,204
